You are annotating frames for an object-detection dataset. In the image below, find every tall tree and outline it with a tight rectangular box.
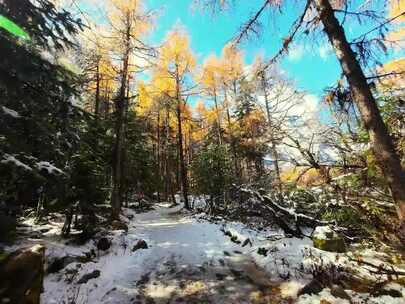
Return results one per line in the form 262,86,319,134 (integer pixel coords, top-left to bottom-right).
201,0,405,240
313,0,405,239
0,0,84,228
200,55,223,145
218,43,245,180
107,0,153,218
252,56,283,193
152,28,196,209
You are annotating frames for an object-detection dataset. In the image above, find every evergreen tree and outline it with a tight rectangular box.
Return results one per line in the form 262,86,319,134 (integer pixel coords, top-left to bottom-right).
0,0,83,219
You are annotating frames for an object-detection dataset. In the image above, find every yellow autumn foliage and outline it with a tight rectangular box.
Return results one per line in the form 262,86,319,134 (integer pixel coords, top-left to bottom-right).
280,167,325,187
220,43,244,84
200,55,222,95
378,58,405,91
388,0,405,48
158,28,196,80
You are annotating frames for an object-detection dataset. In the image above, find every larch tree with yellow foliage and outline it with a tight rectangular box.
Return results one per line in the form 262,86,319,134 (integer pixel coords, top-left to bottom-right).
107,0,154,218
200,55,224,144
218,43,245,180
152,27,196,209
78,27,117,121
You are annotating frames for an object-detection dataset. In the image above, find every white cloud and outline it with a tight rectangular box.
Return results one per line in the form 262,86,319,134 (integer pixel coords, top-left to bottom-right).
290,93,317,117
288,44,305,62
319,44,332,60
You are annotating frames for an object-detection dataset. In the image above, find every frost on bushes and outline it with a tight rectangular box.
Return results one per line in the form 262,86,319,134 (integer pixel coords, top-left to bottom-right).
1,154,33,171
36,161,64,175
1,106,21,118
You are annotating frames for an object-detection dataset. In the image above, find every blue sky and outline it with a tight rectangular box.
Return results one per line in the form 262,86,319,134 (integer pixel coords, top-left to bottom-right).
146,0,342,96
76,0,399,103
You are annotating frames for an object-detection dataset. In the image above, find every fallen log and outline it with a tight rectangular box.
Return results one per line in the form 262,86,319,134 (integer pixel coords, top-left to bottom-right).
238,187,334,237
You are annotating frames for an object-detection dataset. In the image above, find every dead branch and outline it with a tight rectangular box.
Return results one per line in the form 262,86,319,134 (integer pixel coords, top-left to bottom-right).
238,186,333,237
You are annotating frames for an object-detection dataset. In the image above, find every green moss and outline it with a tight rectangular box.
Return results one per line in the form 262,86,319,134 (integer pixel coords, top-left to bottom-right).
313,237,346,253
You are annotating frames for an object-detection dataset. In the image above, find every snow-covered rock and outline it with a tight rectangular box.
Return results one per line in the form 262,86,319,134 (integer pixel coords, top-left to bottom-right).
312,226,346,252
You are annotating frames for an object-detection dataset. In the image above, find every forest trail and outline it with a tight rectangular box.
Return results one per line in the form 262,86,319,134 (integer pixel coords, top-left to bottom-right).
14,203,405,304
40,203,292,304
121,204,283,304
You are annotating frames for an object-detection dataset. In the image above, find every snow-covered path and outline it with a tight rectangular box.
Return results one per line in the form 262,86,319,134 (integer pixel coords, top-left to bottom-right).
118,204,283,303
11,203,405,304
43,204,286,304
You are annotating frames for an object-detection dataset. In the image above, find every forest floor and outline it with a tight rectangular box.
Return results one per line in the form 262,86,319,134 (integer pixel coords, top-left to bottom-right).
4,203,405,304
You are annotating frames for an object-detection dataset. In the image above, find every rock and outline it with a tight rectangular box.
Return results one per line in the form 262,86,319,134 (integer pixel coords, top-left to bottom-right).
0,245,45,304
97,237,111,251
330,285,351,300
132,240,148,252
111,220,128,232
79,249,96,263
215,273,226,280
374,283,403,298
298,279,324,296
242,238,252,247
257,247,268,256
47,255,77,273
230,235,241,244
77,270,100,284
312,226,346,253
75,225,98,245
376,289,402,297
224,230,232,237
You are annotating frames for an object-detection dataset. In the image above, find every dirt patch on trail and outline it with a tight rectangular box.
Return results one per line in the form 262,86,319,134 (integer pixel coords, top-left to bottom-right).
133,254,289,304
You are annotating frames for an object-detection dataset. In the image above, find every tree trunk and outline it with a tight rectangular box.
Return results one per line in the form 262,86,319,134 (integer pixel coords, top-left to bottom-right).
314,0,405,236
213,89,223,145
260,71,282,194
164,105,170,201
157,110,161,202
111,14,131,219
119,77,130,204
95,59,100,121
224,88,240,181
175,65,190,209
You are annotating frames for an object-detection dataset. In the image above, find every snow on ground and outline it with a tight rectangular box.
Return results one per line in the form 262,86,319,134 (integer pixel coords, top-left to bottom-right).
3,203,405,303
7,213,93,266
214,219,313,281
41,204,276,303
296,286,405,304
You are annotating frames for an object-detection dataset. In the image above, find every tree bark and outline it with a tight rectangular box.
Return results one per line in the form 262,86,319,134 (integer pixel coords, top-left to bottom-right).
259,71,282,194
213,89,223,145
157,110,161,202
164,104,170,201
224,87,240,181
120,76,130,206
111,13,131,219
95,59,101,121
314,0,405,236
175,64,190,209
